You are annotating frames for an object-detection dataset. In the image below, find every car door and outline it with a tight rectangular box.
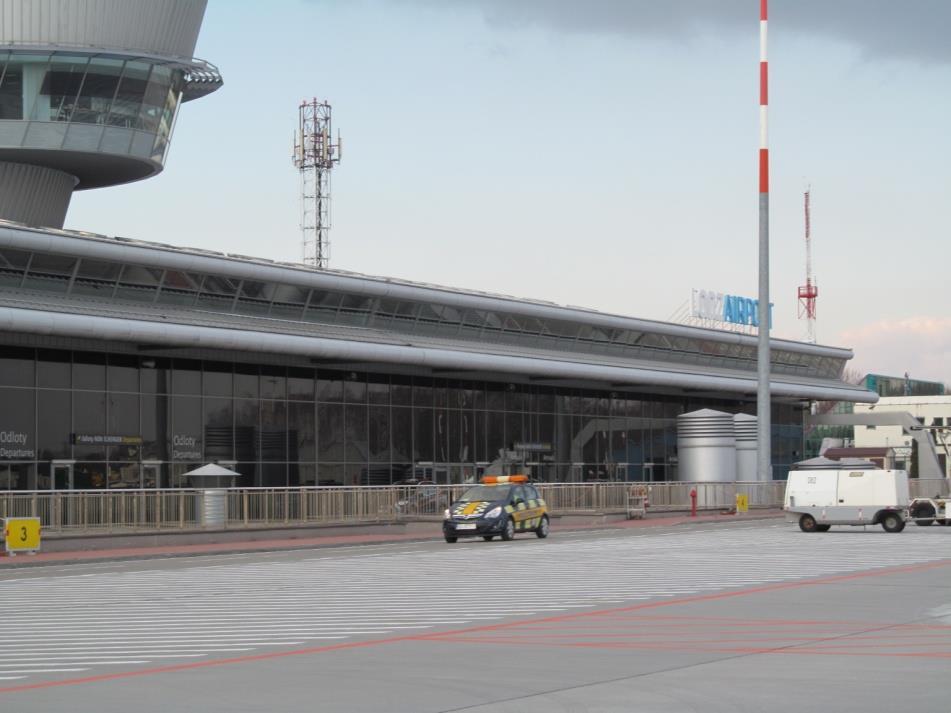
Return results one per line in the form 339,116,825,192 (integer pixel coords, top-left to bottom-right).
510,486,531,529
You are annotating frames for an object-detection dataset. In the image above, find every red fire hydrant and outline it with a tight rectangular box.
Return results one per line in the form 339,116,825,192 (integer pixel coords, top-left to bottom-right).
690,488,697,518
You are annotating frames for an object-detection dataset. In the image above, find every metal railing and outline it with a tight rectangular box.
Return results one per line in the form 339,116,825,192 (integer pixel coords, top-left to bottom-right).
909,478,950,498
9,479,945,535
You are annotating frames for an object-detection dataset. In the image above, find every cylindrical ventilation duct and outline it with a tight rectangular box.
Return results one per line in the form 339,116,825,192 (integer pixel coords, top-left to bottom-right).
676,409,737,483
734,413,759,481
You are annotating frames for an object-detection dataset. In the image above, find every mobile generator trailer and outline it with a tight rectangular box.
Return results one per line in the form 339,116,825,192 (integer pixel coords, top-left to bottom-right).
784,464,909,533
909,495,951,527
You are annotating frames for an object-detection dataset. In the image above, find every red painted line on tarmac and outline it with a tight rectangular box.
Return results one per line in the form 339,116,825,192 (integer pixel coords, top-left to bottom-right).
419,558,951,639
429,636,951,659
0,633,429,695
2,556,949,695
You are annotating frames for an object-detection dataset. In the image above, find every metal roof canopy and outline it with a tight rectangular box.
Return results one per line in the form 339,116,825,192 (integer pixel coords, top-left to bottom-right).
0,306,877,403
0,223,851,360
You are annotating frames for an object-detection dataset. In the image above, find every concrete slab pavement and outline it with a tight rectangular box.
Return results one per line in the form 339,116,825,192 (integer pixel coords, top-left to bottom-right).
0,509,785,568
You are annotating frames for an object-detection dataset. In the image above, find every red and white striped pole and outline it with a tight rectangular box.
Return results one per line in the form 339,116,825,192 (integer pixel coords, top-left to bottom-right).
759,0,768,195
756,0,771,481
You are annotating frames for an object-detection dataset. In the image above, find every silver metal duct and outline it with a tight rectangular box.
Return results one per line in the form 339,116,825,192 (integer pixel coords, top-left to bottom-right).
0,306,879,403
677,409,737,483
734,413,759,482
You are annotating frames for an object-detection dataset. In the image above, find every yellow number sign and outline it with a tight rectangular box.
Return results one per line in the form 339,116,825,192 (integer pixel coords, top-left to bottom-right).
735,494,749,513
3,517,41,554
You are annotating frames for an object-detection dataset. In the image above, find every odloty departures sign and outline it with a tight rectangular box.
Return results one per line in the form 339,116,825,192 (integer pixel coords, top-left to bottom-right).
171,435,201,461
68,434,202,461
0,430,35,459
691,289,773,329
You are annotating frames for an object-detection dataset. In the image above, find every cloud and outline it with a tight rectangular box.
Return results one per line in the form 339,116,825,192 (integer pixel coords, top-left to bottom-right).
399,0,951,64
839,317,951,386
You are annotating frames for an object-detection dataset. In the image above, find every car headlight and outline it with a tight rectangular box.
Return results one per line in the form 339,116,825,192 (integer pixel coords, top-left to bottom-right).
443,508,451,519
484,506,502,519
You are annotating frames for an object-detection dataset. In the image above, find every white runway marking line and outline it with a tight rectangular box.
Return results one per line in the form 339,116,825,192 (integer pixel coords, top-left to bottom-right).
2,526,950,685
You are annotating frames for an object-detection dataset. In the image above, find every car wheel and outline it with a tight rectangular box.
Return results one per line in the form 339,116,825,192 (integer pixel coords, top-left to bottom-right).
500,517,515,541
536,515,550,539
483,535,494,541
798,514,818,532
815,524,831,532
881,512,905,533
444,535,458,543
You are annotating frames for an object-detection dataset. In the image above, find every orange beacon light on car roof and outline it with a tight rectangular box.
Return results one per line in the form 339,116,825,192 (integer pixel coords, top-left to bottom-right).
481,475,528,484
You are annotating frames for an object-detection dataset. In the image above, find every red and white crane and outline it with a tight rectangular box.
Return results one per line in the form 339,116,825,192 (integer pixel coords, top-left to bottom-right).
797,189,818,343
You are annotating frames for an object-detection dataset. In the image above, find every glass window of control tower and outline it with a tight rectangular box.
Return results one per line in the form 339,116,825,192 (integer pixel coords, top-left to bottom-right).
0,53,183,136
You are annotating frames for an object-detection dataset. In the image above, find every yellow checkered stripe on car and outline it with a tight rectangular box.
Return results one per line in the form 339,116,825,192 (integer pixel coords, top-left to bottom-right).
504,498,547,529
452,501,490,517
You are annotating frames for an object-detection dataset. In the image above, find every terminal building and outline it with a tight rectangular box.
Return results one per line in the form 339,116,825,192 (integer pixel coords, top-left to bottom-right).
0,0,876,491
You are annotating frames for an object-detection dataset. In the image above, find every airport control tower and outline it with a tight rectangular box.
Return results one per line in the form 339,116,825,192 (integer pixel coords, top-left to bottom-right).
0,0,222,228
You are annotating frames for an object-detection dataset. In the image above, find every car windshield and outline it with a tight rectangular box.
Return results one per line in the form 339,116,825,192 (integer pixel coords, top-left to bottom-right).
459,485,511,502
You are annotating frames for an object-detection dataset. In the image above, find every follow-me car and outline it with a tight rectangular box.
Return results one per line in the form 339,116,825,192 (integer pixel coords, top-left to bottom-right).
442,475,549,543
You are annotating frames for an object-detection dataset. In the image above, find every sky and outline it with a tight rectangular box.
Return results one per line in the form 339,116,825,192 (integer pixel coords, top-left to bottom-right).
65,0,951,385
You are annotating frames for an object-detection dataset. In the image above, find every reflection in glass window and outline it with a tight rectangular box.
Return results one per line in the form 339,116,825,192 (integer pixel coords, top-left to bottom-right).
110,60,150,128
261,401,287,462
73,391,106,458
204,397,233,462
73,352,106,390
0,346,34,387
38,55,89,121
0,53,25,119
0,387,35,458
74,57,123,124
107,393,140,460
37,390,70,459
73,259,120,296
22,253,76,293
288,401,316,461
260,366,286,400
16,54,52,120
139,64,171,133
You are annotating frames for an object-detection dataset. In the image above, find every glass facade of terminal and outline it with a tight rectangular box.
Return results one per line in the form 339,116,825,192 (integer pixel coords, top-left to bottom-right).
0,345,805,491
0,50,186,162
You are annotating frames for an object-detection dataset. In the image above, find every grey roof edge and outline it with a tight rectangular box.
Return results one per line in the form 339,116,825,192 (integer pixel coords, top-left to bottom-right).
0,307,878,404
0,222,854,361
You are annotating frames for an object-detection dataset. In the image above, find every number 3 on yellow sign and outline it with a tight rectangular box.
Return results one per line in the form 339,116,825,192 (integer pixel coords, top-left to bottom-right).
735,494,749,513
3,517,41,554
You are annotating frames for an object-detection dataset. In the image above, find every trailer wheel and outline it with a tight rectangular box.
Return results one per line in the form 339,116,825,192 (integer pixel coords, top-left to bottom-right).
815,524,831,532
881,512,905,533
911,503,936,526
798,514,818,532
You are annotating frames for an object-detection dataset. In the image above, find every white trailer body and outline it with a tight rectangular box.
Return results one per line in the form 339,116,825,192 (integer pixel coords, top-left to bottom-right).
784,468,909,532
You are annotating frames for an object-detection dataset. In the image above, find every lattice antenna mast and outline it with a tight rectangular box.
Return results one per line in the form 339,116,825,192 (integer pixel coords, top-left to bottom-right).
797,188,818,343
292,99,342,269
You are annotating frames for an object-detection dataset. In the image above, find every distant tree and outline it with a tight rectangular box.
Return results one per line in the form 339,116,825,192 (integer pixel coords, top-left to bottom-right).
841,366,865,385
